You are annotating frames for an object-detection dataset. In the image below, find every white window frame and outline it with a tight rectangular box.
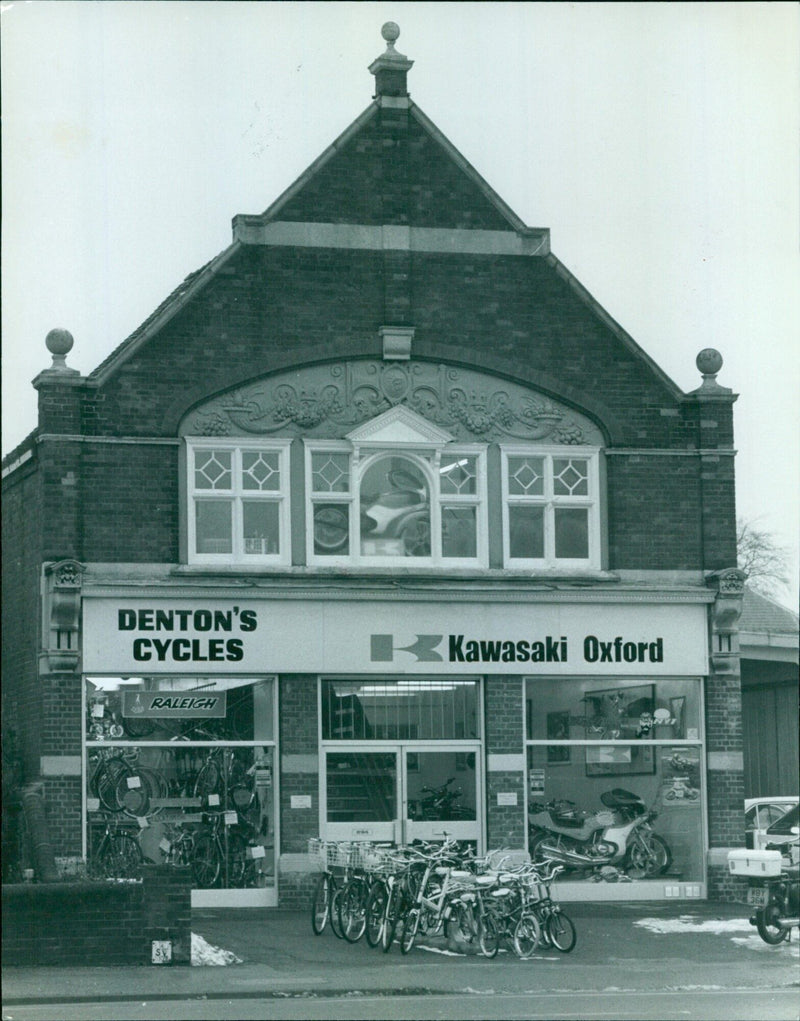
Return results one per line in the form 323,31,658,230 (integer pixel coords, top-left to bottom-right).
186,437,292,566
304,441,489,568
500,445,601,569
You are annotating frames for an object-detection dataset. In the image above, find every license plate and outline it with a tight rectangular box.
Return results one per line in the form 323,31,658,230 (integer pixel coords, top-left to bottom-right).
747,886,769,907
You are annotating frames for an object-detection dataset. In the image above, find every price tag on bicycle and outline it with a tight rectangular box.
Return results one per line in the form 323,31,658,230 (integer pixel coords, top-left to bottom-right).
224,810,238,826
87,797,100,813
127,775,142,789
207,793,220,807
159,838,171,853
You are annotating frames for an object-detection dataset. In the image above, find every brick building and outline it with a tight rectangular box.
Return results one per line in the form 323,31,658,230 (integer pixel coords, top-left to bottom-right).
2,25,748,906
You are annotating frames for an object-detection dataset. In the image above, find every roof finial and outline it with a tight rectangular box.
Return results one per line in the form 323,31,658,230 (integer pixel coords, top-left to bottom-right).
369,22,413,99
381,21,401,53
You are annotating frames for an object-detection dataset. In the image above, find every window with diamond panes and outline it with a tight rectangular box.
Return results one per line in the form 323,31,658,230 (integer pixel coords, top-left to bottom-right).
310,451,351,556
305,443,487,566
502,448,598,567
188,441,291,564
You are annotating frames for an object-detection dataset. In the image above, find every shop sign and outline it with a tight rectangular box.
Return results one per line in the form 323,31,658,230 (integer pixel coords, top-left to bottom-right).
121,690,227,718
83,598,709,676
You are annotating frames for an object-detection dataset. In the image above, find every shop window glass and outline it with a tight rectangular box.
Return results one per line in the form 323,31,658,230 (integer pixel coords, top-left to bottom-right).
321,679,480,742
84,677,276,890
525,677,703,884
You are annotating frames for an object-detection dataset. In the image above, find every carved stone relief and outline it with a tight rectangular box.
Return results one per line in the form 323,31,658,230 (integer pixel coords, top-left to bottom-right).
183,361,603,445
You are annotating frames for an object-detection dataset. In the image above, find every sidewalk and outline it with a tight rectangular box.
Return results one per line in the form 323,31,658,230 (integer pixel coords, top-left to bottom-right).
3,901,798,1005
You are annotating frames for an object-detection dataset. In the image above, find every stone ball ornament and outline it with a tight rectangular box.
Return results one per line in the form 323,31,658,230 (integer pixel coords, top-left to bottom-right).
381,22,401,44
696,348,723,376
46,328,74,357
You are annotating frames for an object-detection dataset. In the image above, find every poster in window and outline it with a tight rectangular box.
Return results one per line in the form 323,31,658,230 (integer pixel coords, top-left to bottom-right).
584,684,656,776
546,711,571,763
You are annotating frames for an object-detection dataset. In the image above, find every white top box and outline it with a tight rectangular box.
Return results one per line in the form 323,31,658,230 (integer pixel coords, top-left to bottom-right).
727,849,783,877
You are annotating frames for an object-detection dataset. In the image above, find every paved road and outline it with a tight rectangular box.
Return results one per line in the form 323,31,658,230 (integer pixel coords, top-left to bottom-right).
3,988,799,1021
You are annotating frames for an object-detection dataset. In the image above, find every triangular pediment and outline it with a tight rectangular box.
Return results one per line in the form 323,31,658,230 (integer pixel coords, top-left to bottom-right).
346,405,454,446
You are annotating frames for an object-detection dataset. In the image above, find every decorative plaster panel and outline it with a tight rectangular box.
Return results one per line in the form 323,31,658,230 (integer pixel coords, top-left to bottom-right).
183,361,602,444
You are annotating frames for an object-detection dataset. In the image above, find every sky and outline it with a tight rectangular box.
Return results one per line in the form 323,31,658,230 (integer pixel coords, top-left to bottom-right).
2,1,798,607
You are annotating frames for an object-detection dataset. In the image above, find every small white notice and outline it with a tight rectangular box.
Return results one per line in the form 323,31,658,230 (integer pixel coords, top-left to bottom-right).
291,794,312,809
497,792,518,806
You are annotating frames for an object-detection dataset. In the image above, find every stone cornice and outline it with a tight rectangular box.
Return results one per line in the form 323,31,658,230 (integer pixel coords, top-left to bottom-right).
232,219,549,256
81,565,715,605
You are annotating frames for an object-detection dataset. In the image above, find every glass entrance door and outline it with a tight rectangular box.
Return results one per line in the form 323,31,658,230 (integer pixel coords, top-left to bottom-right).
322,745,481,846
403,748,479,844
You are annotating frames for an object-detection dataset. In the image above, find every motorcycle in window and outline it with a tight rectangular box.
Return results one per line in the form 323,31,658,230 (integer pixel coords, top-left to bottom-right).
528,788,672,879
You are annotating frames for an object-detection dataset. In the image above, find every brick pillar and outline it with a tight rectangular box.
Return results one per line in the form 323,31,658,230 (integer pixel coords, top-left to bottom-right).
704,567,747,900
484,677,526,849
277,675,320,907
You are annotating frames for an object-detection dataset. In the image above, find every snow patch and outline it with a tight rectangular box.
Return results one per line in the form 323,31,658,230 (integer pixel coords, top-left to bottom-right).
191,932,243,966
731,934,799,957
635,915,753,935
416,944,467,956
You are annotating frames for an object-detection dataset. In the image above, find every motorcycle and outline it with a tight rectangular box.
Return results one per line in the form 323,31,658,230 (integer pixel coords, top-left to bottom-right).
408,777,472,821
528,787,672,879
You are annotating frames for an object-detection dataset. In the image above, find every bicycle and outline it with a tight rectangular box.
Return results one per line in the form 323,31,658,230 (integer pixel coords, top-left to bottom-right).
394,840,464,954
191,810,252,888
309,839,353,939
88,813,142,879
527,861,576,953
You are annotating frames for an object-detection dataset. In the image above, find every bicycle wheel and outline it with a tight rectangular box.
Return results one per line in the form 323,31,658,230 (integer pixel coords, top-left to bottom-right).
225,832,250,887
94,758,132,812
194,759,222,800
399,906,420,954
444,900,477,944
339,877,368,943
365,881,388,947
311,873,332,935
329,884,345,939
381,884,401,952
547,910,577,953
191,832,222,888
99,832,142,879
116,772,151,817
478,912,500,958
513,913,542,959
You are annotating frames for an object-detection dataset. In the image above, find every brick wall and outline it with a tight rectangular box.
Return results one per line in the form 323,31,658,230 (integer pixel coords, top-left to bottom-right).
278,676,319,854
484,678,526,849
1,457,44,781
1,865,191,966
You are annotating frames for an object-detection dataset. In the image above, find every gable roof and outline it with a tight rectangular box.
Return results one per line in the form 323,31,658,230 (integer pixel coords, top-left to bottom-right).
85,91,684,402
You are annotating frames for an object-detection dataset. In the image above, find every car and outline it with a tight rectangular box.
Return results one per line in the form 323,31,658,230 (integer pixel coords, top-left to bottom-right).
745,797,799,850
764,804,800,864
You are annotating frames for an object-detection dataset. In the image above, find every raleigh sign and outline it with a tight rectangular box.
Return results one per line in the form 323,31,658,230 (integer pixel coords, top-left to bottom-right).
82,598,709,676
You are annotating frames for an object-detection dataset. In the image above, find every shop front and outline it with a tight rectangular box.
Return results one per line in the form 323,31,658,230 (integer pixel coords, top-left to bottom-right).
81,588,711,905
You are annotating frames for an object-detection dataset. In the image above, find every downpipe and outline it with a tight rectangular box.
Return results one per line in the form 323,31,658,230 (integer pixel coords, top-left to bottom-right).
21,781,59,883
